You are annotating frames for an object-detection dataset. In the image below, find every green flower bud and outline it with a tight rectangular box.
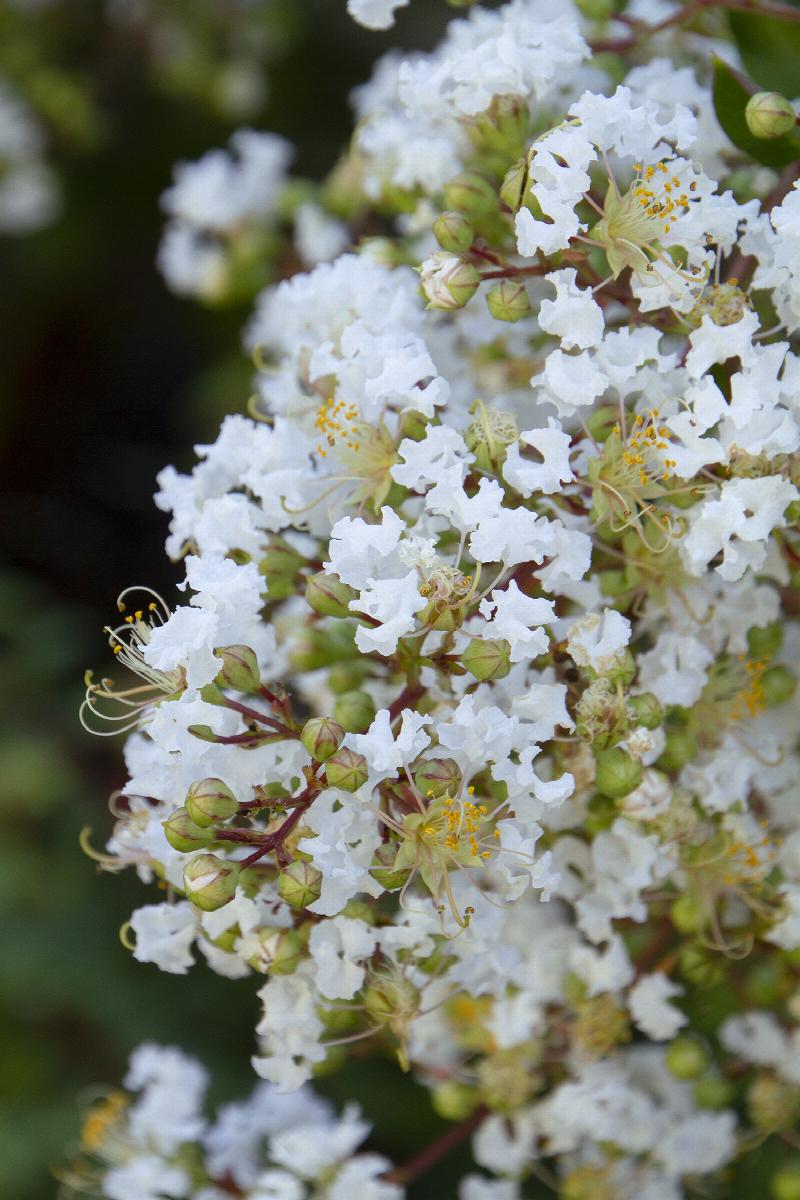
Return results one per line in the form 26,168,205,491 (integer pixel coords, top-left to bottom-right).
598,568,629,599
665,1035,709,1080
443,171,497,216
369,842,410,891
762,665,797,707
431,1080,479,1121
277,860,323,910
604,647,636,687
259,538,304,600
305,571,358,618
328,661,369,695
627,692,664,731
657,728,697,773
670,892,703,934
466,96,529,165
301,717,345,762
433,210,474,254
247,927,305,975
334,690,375,734
183,854,239,911
585,792,618,835
745,92,798,139
747,622,783,660
679,942,724,987
396,408,430,443
214,644,261,693
185,777,239,828
162,808,214,853
325,747,369,791
575,0,615,16
693,1073,736,1110
593,747,643,799
748,1073,800,1130
499,157,527,212
420,253,480,310
746,959,788,1007
485,279,532,323
772,1162,800,1200
461,637,512,681
413,757,462,798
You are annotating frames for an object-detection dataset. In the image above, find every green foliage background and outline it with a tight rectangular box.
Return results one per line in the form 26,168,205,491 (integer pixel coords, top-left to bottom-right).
0,3,463,1195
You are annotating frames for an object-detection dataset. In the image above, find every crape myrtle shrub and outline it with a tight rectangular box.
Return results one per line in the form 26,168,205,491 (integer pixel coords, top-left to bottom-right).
56,1,800,1198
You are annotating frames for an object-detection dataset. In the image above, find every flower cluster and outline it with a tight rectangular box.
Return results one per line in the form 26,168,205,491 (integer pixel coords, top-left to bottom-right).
71,1,800,1196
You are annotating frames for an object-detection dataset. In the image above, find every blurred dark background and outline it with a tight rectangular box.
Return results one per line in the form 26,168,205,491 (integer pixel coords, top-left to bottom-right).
0,2,468,1195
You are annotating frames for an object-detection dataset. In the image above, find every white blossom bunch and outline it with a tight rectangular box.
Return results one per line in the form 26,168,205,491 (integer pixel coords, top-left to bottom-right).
70,1,800,1197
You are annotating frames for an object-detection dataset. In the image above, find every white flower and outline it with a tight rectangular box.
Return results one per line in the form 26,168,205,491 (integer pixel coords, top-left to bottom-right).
682,476,798,581
637,633,713,707
104,1156,190,1200
538,268,605,349
347,0,409,30
502,419,574,497
130,902,198,975
308,917,378,999
628,974,687,1040
567,609,631,674
479,580,556,662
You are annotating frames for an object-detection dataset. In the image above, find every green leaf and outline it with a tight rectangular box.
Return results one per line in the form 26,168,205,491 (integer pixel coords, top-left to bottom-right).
729,9,800,99
711,56,800,169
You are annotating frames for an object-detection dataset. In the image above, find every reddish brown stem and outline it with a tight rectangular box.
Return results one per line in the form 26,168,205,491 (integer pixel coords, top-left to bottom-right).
385,1105,489,1185
388,682,425,724
222,696,295,736
591,0,800,53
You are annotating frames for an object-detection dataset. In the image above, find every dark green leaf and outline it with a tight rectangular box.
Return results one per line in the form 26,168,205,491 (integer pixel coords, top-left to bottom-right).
729,9,800,97
712,56,800,169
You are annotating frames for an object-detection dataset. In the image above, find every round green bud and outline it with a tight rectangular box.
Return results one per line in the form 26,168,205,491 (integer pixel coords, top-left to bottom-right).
277,860,323,910
414,757,462,798
443,171,497,216
301,717,345,762
747,622,783,660
214,644,261,693
575,0,615,16
665,1035,710,1080
305,571,358,618
433,210,474,254
259,536,304,579
162,808,214,853
485,279,532,323
585,792,618,835
599,569,629,599
499,157,527,212
693,1073,736,1110
328,661,369,695
183,854,239,911
396,408,430,443
772,1162,800,1200
334,690,375,734
431,1081,478,1121
248,927,305,975
461,637,512,681
628,692,664,731
325,747,369,792
657,728,697,773
679,943,724,988
670,893,703,934
420,253,481,310
762,665,797,708
593,747,643,799
369,842,409,891
185,777,239,828
746,959,787,1007
746,92,797,139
